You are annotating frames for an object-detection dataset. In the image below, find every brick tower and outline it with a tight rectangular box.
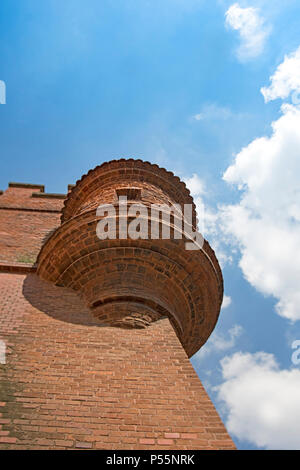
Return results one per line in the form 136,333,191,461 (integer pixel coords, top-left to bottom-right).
0,159,235,450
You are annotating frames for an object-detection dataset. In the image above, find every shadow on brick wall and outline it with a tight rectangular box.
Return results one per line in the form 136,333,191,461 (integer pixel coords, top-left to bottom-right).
22,273,104,327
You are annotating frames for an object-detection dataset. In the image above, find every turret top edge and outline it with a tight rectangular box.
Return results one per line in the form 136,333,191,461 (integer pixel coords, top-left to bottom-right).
61,158,195,223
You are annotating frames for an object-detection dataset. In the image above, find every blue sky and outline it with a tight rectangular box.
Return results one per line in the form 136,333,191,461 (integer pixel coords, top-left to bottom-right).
1,0,300,450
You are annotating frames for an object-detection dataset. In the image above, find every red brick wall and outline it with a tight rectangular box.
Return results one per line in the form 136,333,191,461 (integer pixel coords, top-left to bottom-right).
0,186,62,264
0,273,234,450
0,176,235,450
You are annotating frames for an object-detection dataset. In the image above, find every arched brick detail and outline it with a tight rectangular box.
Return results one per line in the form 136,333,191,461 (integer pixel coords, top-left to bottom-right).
91,301,164,329
61,159,197,225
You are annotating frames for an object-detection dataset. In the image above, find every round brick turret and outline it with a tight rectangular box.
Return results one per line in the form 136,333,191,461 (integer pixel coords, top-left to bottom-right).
37,159,223,357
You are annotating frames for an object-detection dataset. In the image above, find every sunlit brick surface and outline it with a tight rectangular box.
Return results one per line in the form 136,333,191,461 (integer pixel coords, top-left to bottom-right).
37,160,223,357
0,159,235,450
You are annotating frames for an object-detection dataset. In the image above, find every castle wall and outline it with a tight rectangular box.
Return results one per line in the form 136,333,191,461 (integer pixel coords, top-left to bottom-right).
0,176,235,450
0,272,234,450
0,185,62,264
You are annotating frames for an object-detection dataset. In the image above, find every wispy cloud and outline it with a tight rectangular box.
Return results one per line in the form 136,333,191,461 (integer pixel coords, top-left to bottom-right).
222,295,232,309
222,101,300,321
194,324,243,361
193,103,233,121
200,47,300,322
216,351,300,449
261,45,300,102
225,3,270,61
184,173,205,196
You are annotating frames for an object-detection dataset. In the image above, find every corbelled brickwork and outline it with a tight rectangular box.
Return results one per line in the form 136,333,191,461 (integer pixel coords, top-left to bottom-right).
0,159,235,450
37,160,223,357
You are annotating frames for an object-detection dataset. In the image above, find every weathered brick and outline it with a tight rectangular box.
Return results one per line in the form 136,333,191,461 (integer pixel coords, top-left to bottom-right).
139,439,155,445
75,442,93,449
164,433,180,439
157,439,173,445
0,159,235,451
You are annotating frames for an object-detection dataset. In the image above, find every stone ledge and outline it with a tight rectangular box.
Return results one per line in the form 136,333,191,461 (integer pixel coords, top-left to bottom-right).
0,261,37,274
8,182,45,192
0,206,62,213
31,193,66,200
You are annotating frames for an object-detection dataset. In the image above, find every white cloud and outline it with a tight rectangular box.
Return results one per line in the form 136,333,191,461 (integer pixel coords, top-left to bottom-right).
216,351,300,449
193,104,233,121
184,173,205,196
221,103,300,321
195,324,243,360
222,294,232,309
205,45,300,321
183,172,234,267
184,174,208,238
225,3,270,61
261,45,300,102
